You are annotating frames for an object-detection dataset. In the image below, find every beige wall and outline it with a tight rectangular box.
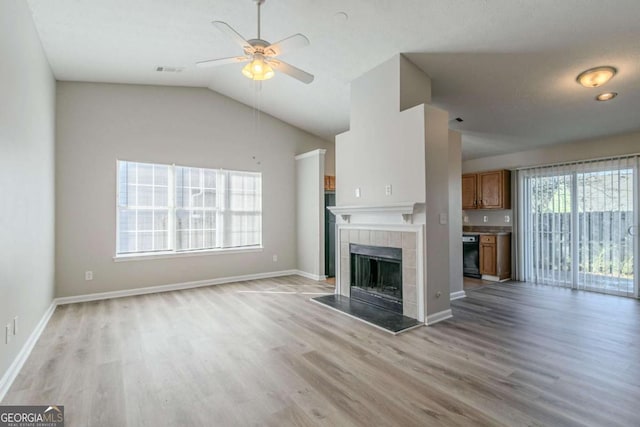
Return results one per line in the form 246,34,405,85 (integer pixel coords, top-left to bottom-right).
0,0,56,386
55,82,333,297
295,150,325,278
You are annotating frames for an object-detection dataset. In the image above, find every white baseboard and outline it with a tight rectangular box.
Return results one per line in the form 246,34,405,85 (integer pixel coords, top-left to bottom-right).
294,270,327,281
425,309,453,326
55,270,299,305
0,301,57,402
450,290,466,301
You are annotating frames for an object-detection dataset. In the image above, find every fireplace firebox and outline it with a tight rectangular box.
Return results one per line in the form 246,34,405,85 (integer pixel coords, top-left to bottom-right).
350,244,403,313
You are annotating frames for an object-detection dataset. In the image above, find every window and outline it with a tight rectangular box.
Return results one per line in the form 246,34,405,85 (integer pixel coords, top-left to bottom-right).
117,161,262,256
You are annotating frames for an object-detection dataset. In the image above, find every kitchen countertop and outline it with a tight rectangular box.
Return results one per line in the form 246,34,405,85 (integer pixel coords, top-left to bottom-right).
463,231,511,236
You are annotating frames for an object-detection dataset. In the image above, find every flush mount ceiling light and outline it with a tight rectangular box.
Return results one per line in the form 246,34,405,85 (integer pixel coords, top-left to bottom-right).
595,92,618,101
576,66,617,88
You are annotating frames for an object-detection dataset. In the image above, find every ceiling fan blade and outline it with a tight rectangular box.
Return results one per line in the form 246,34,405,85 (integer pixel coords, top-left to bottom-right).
268,59,314,84
265,34,310,57
196,56,249,68
212,21,254,54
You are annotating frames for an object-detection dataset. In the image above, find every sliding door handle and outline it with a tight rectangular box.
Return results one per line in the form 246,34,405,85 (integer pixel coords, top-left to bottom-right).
628,225,638,236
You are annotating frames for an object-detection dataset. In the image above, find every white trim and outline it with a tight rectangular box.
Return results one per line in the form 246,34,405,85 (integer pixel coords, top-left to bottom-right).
55,270,298,305
450,290,466,300
0,301,57,402
113,246,263,262
294,270,328,281
481,275,510,282
425,309,453,325
328,203,417,224
294,149,326,160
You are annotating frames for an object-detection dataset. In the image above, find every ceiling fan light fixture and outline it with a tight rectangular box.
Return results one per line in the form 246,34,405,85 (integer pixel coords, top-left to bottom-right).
576,66,617,88
242,54,274,80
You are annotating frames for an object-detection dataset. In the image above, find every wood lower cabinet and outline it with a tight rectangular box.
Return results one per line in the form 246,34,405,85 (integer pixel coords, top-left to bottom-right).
462,170,511,209
479,234,511,280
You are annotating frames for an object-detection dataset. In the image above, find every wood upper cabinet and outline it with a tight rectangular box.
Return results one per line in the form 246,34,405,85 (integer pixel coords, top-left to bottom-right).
324,175,336,191
461,174,477,210
462,169,511,209
479,234,511,280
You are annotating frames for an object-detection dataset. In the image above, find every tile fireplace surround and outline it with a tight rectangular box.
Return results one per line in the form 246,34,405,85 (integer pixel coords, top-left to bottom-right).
337,227,424,321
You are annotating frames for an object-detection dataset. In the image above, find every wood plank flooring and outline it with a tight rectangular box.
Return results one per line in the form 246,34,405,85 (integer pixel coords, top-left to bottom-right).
3,276,640,426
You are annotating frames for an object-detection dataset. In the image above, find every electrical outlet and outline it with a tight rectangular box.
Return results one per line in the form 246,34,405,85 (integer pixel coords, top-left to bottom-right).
505,215,511,223
355,188,361,198
85,271,93,281
272,254,278,262
483,215,488,223
5,324,11,344
439,213,448,225
385,185,392,196
13,316,17,336
463,215,469,223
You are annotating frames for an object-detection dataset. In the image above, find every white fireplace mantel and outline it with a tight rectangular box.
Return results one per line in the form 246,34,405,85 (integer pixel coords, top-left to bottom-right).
328,202,418,224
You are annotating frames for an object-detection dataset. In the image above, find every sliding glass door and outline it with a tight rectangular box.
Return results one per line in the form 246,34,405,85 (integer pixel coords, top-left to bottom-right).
520,156,639,297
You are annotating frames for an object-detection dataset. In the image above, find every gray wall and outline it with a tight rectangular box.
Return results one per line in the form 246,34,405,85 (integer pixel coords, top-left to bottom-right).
295,150,325,278
336,55,427,207
55,82,333,297
0,0,56,384
461,131,640,226
424,106,453,315
448,131,463,295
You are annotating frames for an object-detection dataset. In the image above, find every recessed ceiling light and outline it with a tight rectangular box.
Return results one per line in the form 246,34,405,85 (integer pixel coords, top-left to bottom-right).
595,92,618,101
576,66,617,88
333,12,349,23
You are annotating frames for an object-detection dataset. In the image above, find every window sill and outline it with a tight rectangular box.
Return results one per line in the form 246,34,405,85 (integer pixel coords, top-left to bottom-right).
113,246,263,262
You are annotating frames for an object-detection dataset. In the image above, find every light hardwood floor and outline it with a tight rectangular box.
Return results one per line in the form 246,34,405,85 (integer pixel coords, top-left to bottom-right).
4,276,640,426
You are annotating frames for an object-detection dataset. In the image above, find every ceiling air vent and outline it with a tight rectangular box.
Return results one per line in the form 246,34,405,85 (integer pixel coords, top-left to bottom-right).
156,66,184,73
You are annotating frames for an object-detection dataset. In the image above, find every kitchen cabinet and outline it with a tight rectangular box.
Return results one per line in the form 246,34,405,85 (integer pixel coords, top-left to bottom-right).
462,169,511,209
479,234,511,280
324,175,336,191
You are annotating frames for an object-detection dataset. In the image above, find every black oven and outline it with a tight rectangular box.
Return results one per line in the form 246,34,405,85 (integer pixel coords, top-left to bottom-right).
462,234,481,278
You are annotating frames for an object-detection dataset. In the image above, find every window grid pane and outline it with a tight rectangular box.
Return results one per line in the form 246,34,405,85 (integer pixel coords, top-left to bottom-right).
175,166,219,251
117,161,171,254
117,162,261,255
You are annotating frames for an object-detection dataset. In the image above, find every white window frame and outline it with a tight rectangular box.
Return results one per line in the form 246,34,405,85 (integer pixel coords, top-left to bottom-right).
115,160,263,261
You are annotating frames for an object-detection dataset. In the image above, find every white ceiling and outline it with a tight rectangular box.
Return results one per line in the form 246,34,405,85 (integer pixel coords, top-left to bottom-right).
27,0,640,160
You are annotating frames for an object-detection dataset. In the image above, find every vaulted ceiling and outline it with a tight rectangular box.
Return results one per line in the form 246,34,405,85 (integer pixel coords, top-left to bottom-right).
27,0,640,159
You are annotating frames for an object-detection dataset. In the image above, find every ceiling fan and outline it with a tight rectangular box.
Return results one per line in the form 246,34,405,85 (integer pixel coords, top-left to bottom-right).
196,0,314,84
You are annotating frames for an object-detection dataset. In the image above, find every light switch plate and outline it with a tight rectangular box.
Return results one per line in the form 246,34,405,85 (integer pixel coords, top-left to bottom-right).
439,213,448,225
483,215,488,223
355,188,361,198
463,215,469,223
505,215,511,223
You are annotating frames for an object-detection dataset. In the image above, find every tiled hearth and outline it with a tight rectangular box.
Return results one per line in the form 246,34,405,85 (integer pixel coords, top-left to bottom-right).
338,228,419,319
